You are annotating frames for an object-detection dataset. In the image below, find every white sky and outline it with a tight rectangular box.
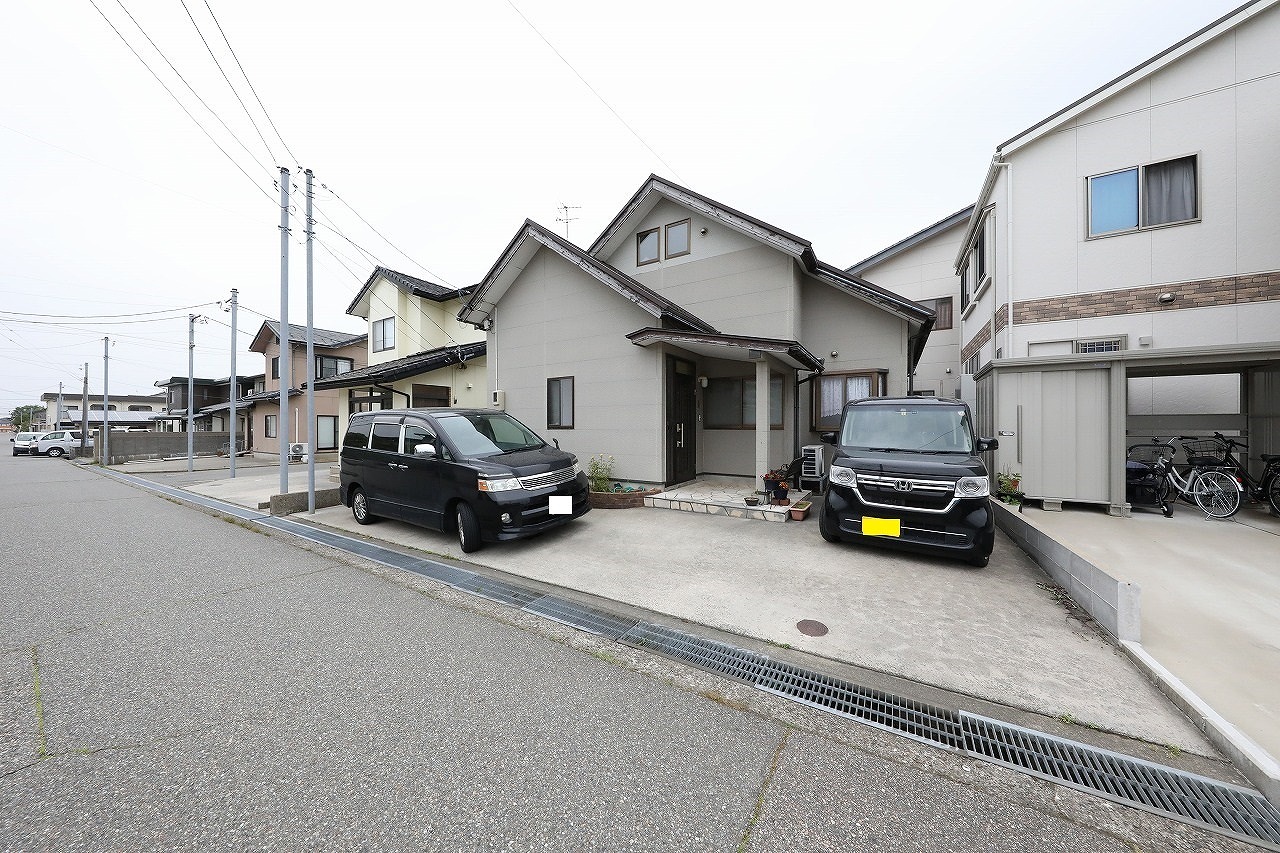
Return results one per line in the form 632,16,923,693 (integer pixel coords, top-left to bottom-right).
0,0,1245,413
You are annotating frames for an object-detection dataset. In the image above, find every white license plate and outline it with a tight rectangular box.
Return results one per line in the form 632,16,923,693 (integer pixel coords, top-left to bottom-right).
548,495,572,515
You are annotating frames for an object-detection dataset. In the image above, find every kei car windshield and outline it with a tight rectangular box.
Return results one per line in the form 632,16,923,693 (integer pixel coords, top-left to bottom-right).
435,412,546,458
840,405,975,453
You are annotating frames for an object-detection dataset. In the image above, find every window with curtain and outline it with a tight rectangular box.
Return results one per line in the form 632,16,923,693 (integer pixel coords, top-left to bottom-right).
547,376,574,428
317,356,353,379
1088,156,1197,237
265,414,277,438
317,415,339,450
921,297,953,330
812,372,880,432
705,375,783,429
372,317,395,352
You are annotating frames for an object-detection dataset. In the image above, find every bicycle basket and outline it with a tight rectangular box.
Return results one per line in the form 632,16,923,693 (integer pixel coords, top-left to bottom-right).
1179,439,1227,466
1126,443,1173,465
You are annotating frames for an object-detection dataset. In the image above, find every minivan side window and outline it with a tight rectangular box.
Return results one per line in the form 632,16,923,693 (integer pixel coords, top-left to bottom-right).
370,422,401,453
343,421,371,449
403,423,435,455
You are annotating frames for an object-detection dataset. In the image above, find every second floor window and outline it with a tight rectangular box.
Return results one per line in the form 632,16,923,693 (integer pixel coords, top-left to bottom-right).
373,317,395,352
1088,155,1197,237
921,297,953,331
271,357,280,380
317,356,353,378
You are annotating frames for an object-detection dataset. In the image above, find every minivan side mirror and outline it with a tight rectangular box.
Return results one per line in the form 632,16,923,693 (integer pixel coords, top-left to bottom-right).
820,432,836,446
413,443,436,458
976,437,999,452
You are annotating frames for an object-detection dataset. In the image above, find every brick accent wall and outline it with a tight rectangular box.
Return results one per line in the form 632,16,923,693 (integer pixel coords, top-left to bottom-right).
961,320,991,362
1013,271,1280,325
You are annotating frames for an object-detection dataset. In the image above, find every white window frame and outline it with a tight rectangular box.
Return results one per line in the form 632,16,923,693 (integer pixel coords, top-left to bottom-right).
1073,336,1126,354
372,317,395,352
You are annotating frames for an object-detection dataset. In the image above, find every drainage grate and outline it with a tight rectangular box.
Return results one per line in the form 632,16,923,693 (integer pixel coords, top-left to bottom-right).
617,622,963,748
522,596,639,640
963,713,1280,848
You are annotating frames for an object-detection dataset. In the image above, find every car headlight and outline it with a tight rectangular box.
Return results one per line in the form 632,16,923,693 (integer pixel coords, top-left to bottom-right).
571,461,582,476
478,476,522,492
829,464,857,487
954,476,990,498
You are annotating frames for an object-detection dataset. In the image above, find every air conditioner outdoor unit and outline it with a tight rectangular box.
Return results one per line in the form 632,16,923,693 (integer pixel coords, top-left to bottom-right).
491,390,506,411
800,444,826,490
288,442,309,461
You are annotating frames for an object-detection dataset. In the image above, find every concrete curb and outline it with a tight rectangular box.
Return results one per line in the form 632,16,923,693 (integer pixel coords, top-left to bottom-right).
992,501,1141,642
269,487,341,516
1121,640,1280,806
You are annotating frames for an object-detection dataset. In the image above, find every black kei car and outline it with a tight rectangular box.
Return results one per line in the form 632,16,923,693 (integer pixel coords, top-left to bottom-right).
819,397,999,567
339,408,590,553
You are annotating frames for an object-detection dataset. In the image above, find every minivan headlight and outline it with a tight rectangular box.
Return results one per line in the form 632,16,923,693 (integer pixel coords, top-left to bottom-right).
954,476,990,498
829,464,857,487
478,476,522,493
571,461,582,476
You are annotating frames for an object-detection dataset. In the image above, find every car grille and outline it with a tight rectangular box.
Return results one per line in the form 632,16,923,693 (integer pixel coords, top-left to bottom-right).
518,467,577,491
857,473,955,512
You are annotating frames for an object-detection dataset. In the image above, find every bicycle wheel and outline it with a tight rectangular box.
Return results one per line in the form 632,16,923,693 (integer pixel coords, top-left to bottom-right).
1267,472,1280,516
1192,470,1241,519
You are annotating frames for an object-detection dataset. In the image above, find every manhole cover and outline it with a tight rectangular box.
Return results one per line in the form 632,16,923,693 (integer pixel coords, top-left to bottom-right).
796,619,828,637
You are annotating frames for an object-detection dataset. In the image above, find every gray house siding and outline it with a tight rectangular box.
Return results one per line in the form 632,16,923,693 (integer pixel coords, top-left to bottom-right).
491,246,666,484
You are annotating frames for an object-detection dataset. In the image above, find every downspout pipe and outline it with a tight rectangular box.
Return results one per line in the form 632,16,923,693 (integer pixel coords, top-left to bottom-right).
793,369,822,462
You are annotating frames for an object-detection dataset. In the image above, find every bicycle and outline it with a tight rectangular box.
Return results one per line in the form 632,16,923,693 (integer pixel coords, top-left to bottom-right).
1126,437,1241,519
1206,432,1280,516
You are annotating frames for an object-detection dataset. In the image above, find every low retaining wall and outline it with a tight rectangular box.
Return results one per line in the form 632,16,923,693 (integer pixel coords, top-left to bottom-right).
269,487,342,516
992,502,1141,642
99,431,231,465
590,488,661,509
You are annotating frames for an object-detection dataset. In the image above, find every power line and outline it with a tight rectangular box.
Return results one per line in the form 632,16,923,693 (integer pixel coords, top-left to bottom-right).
202,0,299,167
0,302,217,319
87,0,278,207
179,0,278,169
319,183,452,286
503,0,684,182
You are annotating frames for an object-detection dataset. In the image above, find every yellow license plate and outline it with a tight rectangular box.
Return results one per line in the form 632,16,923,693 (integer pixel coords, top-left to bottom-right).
862,516,901,537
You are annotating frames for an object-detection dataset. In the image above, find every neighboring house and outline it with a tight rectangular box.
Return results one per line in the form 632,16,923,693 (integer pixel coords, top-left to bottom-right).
952,0,1280,512
153,377,234,431
40,392,165,430
312,267,486,438
458,175,934,487
847,207,973,399
227,321,367,458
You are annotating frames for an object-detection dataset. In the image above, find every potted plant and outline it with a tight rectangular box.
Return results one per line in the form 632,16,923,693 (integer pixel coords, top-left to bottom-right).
996,470,1023,505
788,500,812,521
762,467,791,501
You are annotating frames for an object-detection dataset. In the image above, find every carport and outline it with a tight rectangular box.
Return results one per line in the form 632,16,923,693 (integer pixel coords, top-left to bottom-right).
973,342,1280,515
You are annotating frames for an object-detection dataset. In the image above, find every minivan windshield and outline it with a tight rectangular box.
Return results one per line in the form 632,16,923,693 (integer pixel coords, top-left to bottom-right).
840,404,975,453
435,412,546,457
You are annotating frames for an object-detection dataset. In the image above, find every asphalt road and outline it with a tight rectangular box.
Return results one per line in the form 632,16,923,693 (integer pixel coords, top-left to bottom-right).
0,451,1257,851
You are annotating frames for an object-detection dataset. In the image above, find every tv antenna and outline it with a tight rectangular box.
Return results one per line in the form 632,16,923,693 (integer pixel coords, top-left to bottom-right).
556,203,580,239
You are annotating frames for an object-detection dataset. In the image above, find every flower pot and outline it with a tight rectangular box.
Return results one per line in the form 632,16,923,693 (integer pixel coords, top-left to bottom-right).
788,500,812,521
744,496,761,506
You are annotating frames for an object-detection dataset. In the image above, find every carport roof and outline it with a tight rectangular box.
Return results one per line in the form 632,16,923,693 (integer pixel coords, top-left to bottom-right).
974,341,1280,379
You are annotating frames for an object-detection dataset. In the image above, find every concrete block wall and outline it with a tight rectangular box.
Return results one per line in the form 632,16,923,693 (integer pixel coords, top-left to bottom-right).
99,431,231,465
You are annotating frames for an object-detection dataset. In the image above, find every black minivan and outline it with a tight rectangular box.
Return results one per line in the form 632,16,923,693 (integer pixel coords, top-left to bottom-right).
819,397,998,567
339,408,591,553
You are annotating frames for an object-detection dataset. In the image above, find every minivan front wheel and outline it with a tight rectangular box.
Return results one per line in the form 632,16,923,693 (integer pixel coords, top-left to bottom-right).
455,502,482,553
350,487,376,525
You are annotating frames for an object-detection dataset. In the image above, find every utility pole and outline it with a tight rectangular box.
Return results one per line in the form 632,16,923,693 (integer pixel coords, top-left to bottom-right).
228,288,238,479
305,168,317,514
556,203,580,239
187,314,207,472
80,364,89,455
278,167,291,497
57,382,65,429
102,337,110,466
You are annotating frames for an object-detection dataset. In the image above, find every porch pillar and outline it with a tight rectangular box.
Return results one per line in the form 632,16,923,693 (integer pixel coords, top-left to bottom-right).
755,357,769,490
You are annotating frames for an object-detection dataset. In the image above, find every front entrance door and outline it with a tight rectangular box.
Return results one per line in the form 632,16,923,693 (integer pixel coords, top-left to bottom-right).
666,356,697,485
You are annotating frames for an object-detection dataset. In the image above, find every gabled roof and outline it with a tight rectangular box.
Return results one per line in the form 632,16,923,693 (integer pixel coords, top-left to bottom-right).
249,320,367,353
346,266,470,318
588,174,816,267
959,0,1276,262
458,219,717,334
312,341,486,390
846,207,975,276
811,262,937,369
199,388,300,414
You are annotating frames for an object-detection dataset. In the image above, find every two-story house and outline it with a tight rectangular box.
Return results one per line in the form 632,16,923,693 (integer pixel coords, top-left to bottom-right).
311,267,486,438
458,175,933,487
228,321,367,459
948,0,1280,513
